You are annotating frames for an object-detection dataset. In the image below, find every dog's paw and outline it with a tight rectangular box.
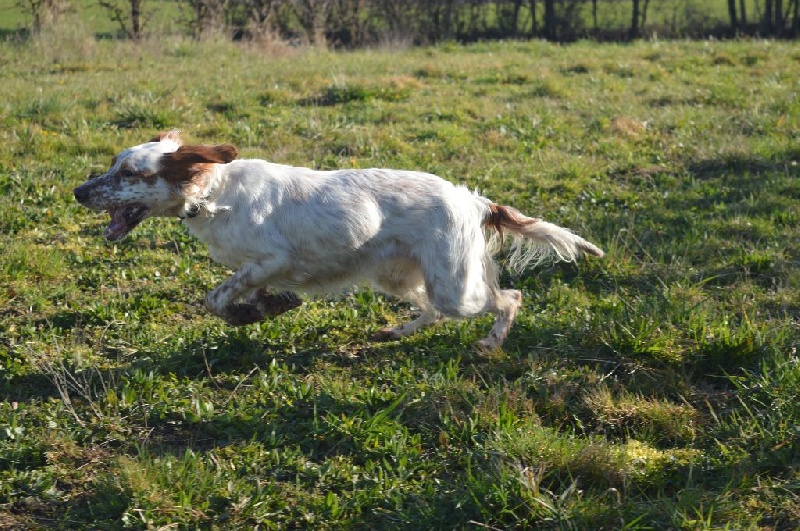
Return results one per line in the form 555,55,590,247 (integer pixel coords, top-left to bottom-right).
474,334,503,353
253,290,303,317
371,327,403,342
220,303,264,326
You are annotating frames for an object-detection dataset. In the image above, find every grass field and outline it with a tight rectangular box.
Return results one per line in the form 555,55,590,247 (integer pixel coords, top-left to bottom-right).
0,32,798,529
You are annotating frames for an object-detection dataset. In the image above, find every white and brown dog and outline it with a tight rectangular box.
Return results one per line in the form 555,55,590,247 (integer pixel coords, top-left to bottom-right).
74,130,603,349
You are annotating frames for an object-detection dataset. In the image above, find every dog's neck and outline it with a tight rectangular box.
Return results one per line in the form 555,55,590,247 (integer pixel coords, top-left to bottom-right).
178,164,229,219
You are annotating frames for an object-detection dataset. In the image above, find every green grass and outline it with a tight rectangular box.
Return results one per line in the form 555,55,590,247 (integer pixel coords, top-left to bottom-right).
1,33,799,529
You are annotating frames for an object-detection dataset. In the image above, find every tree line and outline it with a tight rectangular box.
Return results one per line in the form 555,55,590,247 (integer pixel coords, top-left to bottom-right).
16,0,800,44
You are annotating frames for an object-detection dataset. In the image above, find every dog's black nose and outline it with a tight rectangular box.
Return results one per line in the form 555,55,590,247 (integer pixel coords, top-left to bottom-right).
73,184,89,204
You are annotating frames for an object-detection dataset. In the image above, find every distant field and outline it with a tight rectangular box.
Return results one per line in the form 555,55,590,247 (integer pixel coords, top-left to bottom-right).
0,0,767,40
0,36,798,529
0,0,183,37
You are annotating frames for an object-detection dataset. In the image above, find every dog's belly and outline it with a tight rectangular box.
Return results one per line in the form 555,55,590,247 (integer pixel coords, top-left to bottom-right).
270,243,415,295
269,256,381,294
277,271,362,294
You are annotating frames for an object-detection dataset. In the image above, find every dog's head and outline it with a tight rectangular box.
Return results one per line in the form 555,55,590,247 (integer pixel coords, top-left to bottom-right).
74,130,237,241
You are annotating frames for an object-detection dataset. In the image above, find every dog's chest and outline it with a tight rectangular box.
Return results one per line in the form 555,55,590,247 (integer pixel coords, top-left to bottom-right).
184,215,259,269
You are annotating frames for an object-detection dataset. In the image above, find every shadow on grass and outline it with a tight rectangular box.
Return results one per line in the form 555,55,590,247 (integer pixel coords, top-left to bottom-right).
0,262,658,418
0,28,30,41
688,149,800,181
6,299,787,528
123,310,649,456
683,148,800,215
2,308,472,400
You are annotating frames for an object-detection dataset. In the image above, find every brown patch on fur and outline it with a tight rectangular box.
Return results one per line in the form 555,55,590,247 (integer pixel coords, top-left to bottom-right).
116,160,158,184
484,204,540,245
165,144,237,166
151,129,183,144
159,144,238,190
134,170,158,185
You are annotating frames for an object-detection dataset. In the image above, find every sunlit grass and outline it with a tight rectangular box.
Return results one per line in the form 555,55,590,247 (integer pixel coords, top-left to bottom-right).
0,36,798,528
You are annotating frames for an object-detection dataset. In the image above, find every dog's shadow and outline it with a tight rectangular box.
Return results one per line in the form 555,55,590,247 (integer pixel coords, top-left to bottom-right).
114,327,493,456
6,266,613,460
129,302,611,457
5,309,495,443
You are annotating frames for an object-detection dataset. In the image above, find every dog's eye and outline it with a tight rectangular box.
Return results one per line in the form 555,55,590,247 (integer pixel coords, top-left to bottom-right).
120,168,135,178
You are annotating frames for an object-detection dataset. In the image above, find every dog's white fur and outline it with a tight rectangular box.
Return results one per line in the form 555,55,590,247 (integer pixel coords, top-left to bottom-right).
74,131,603,349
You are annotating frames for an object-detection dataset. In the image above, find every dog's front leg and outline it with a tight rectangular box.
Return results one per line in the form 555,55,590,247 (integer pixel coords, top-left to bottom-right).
245,289,303,318
205,261,295,326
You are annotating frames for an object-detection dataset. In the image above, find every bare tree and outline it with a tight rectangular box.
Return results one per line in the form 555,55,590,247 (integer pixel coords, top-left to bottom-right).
528,0,538,36
497,0,525,37
727,0,738,32
422,0,461,41
290,0,333,45
464,0,490,37
764,0,774,33
74,0,800,45
244,0,287,39
641,0,650,31
759,0,790,34
629,0,652,39
372,0,418,43
329,0,372,47
96,0,152,40
16,0,71,33
543,0,556,39
739,0,749,30
181,0,230,37
630,0,640,37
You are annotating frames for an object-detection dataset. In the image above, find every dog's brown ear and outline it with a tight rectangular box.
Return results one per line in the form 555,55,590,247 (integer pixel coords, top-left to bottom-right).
160,144,238,183
165,144,237,165
151,129,182,145
210,144,238,163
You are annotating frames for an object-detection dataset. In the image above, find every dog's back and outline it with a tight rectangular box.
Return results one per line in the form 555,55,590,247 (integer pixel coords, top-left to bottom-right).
189,163,486,293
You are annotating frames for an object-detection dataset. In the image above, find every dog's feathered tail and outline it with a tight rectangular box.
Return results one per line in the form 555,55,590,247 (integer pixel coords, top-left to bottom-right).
484,203,604,274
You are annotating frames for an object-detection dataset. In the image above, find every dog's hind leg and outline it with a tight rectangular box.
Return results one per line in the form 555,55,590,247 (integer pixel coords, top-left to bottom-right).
420,234,522,349
373,300,442,340
475,289,523,351
371,260,443,340
428,278,522,350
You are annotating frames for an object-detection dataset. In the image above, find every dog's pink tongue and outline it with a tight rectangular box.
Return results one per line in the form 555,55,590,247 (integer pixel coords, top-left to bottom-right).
104,209,129,241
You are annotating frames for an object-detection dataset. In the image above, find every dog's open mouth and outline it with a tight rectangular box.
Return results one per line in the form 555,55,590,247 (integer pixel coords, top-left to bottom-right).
105,204,149,241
